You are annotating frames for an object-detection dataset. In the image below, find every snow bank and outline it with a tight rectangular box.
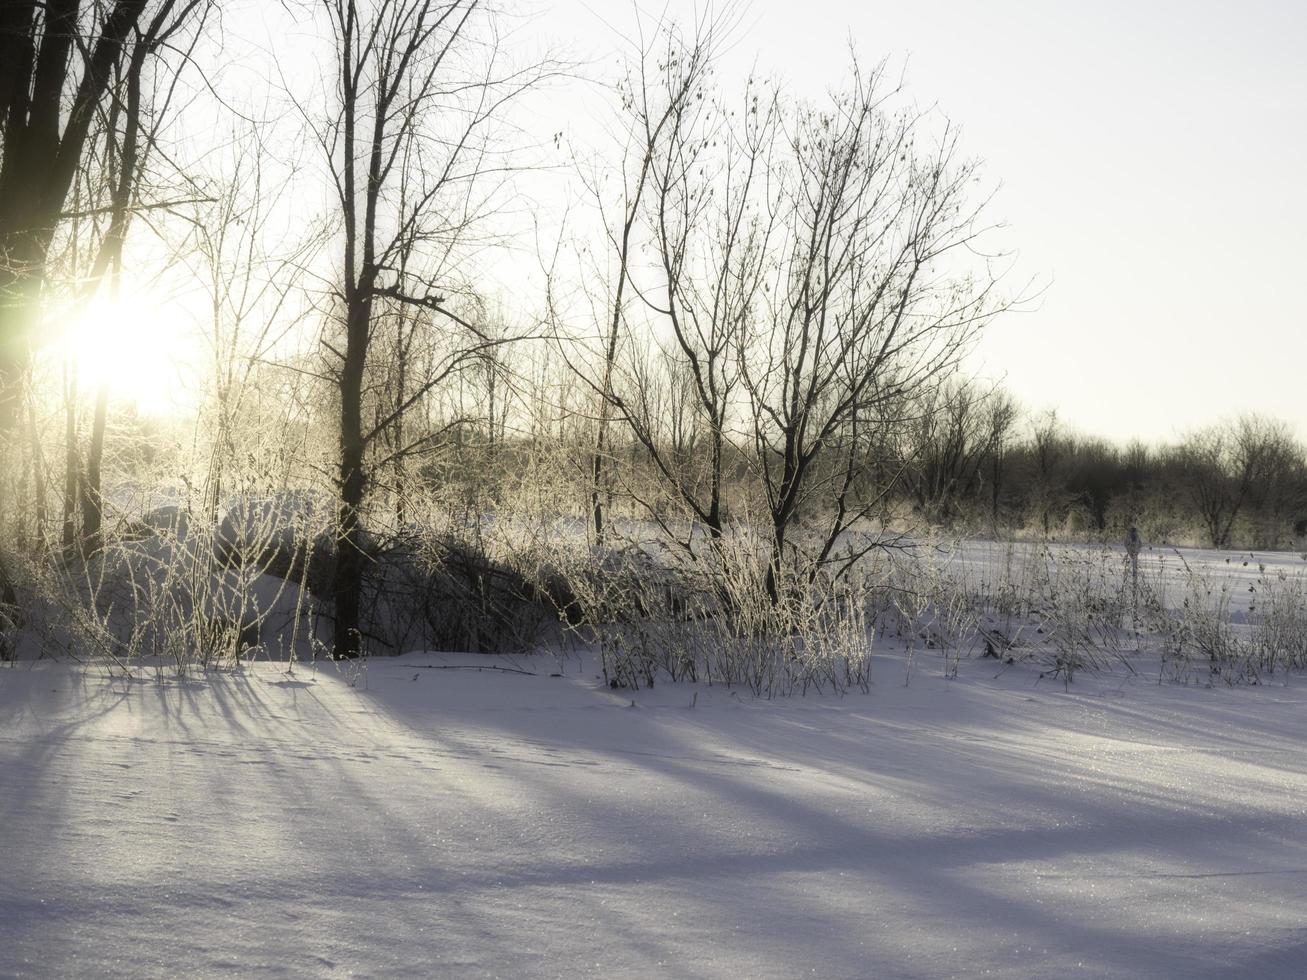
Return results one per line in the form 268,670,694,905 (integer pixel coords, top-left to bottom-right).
215,491,333,565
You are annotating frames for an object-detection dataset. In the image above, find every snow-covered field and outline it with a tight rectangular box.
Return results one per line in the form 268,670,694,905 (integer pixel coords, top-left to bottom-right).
3,649,1306,978
947,538,1307,620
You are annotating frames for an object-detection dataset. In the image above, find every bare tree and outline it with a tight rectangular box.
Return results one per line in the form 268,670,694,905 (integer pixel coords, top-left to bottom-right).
738,59,1006,602
615,40,778,545
1177,415,1307,549
574,13,726,546
311,0,550,658
0,0,209,650
78,0,209,554
176,118,325,519
1025,409,1075,536
904,379,1015,525
1241,419,1307,549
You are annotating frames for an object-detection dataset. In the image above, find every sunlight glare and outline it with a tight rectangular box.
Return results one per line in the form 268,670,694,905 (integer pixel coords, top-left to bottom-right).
61,294,192,416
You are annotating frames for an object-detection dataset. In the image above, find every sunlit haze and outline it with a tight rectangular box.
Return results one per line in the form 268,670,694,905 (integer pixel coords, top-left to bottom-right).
76,0,1307,445
58,291,195,417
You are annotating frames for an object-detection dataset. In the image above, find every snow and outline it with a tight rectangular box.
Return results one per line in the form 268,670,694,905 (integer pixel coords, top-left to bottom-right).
948,538,1307,620
3,651,1306,978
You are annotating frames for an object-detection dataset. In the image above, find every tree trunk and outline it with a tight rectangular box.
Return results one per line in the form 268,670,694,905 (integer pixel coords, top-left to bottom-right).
25,396,47,552
79,382,110,556
764,521,787,608
707,420,724,539
392,316,408,526
333,294,371,659
0,265,43,445
62,360,81,552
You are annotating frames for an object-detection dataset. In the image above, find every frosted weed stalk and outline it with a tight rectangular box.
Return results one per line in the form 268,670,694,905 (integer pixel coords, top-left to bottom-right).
1032,546,1135,683
924,542,1140,685
18,492,326,678
885,536,980,684
557,525,877,697
1247,566,1307,675
1158,551,1307,685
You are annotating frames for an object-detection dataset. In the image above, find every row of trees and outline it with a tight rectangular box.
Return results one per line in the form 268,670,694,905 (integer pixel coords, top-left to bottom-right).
353,350,1307,553
895,387,1307,549
1,2,1016,659
4,3,1290,664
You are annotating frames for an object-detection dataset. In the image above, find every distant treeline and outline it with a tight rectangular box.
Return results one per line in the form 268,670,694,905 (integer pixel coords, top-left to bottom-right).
417,376,1306,553
861,382,1304,550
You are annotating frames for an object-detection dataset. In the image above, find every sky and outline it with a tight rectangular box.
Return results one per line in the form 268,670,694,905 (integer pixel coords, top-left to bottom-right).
77,0,1305,445
542,0,1307,444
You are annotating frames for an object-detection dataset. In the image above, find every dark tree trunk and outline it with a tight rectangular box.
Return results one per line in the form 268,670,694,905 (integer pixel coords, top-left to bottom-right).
333,291,372,660
707,420,724,539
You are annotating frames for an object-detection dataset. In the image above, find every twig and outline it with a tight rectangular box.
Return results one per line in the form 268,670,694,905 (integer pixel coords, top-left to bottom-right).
409,664,537,675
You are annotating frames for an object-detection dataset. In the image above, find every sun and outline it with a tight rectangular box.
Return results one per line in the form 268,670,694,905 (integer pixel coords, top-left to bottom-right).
59,292,195,416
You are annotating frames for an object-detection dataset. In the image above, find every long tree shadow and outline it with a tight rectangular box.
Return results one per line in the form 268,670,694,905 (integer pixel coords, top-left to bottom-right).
6,660,1307,978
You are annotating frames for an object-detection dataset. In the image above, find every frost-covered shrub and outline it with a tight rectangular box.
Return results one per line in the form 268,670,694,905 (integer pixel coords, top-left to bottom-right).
1248,569,1307,674
557,531,875,697
18,504,323,674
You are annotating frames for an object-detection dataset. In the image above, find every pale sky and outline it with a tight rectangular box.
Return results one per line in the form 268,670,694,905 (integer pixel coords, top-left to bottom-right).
91,1,1306,444
543,0,1307,444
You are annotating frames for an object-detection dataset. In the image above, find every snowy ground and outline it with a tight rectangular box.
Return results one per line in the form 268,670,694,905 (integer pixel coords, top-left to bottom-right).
3,650,1306,978
947,538,1307,620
